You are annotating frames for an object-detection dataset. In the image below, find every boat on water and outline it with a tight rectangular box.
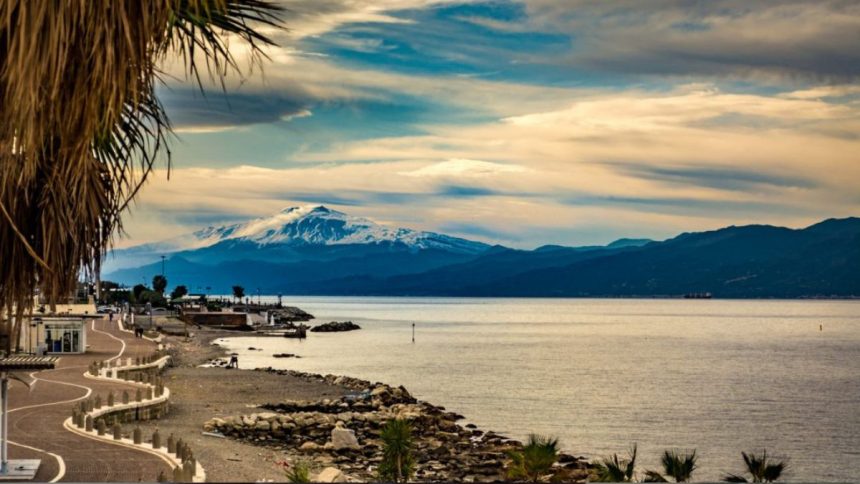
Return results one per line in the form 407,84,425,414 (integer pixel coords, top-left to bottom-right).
683,292,713,299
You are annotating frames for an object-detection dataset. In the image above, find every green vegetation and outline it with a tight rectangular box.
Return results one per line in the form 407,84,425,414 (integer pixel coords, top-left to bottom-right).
377,419,415,483
506,434,560,483
170,285,188,300
593,445,638,482
284,460,311,483
132,284,148,301
232,285,245,302
644,450,697,482
152,275,168,294
723,450,786,483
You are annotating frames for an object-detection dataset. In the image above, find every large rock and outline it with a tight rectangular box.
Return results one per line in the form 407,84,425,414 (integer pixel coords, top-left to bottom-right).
310,321,361,333
331,425,359,450
315,467,347,483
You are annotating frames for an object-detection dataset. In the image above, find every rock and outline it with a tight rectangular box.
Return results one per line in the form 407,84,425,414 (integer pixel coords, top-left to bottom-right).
331,425,359,450
299,441,322,452
273,353,299,358
310,321,361,333
315,467,347,483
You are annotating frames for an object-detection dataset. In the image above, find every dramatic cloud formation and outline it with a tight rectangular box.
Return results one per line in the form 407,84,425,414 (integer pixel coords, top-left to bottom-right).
123,0,860,249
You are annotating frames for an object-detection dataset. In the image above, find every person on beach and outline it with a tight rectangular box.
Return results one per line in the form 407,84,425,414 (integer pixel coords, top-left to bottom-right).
228,354,239,369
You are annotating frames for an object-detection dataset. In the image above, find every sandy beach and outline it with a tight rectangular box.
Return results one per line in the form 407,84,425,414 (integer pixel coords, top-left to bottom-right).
135,328,353,481
139,321,591,483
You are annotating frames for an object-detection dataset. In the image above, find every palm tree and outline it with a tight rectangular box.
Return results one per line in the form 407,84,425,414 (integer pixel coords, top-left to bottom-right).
506,434,560,483
232,285,245,303
644,449,698,482
723,450,787,483
593,445,638,482
377,419,415,483
0,1,282,354
152,275,168,294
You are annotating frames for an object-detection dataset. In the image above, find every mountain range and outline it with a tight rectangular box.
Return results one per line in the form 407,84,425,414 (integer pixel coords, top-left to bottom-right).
105,206,860,298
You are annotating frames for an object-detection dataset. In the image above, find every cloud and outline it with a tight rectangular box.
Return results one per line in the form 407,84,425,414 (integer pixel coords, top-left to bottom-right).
486,0,860,82
122,1,860,249
402,158,528,177
159,88,313,132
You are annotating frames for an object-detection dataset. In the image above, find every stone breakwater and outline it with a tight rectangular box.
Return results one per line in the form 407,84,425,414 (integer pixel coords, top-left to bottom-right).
204,368,593,483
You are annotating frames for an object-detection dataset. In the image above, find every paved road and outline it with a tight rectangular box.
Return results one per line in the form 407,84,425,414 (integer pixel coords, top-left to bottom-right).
7,318,173,482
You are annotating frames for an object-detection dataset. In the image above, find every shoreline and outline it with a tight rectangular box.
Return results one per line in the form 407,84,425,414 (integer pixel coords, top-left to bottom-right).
143,325,592,482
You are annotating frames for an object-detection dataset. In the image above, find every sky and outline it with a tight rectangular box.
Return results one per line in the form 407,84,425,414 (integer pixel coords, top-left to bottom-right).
123,0,860,249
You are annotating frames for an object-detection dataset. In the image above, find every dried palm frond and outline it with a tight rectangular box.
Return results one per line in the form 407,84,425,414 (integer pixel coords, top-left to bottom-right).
0,0,282,353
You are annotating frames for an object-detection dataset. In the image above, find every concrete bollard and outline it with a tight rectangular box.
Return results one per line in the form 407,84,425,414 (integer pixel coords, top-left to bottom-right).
86,398,94,412
136,388,142,402
167,434,176,454
113,422,122,440
85,415,93,432
94,395,102,409
122,390,129,404
133,426,142,444
79,401,87,413
76,412,85,428
147,387,153,400
107,391,115,407
174,438,184,457
152,429,161,449
172,466,183,483
97,419,107,436
183,460,195,479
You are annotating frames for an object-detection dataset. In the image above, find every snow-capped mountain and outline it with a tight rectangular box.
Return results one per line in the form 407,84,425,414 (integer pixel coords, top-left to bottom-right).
103,206,489,273
188,205,487,252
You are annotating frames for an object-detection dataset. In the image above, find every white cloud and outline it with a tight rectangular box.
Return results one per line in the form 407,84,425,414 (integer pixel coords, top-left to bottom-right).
401,159,528,178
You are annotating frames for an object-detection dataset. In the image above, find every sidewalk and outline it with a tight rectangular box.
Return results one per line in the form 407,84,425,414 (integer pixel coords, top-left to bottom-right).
7,318,173,482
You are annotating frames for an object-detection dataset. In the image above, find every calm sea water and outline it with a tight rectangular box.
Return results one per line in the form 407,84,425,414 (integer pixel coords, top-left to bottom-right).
217,298,860,482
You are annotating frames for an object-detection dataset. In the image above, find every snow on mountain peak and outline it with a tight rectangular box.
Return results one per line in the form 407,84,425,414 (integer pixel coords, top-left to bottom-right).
188,205,487,253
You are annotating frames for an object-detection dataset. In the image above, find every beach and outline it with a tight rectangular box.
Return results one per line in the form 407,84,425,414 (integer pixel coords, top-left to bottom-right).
137,325,590,482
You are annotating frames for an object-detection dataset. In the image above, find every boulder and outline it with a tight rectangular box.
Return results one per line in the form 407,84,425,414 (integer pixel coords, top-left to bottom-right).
315,467,347,483
331,425,359,450
300,441,322,452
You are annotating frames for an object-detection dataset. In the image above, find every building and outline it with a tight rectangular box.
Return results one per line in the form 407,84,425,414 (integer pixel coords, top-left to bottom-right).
40,317,87,354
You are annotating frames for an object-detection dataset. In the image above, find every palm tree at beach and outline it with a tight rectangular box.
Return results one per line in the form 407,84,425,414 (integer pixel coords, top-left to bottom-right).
506,434,560,483
723,450,787,483
377,419,415,483
0,0,281,353
592,445,638,482
233,285,246,303
643,449,698,482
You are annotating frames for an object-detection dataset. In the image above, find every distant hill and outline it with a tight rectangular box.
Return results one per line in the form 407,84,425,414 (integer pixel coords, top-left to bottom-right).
105,209,860,298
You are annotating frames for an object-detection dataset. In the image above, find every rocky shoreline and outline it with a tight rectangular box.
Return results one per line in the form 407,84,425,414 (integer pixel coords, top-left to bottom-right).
202,366,594,482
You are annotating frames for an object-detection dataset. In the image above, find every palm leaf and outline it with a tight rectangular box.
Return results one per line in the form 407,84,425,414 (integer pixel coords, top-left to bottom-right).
0,0,282,353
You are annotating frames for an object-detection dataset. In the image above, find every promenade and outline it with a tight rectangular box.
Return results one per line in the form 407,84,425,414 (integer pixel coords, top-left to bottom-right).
6,317,172,482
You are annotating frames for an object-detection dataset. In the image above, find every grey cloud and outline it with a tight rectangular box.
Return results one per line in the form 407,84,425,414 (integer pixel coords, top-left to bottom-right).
609,163,818,192
158,87,313,130
518,0,860,82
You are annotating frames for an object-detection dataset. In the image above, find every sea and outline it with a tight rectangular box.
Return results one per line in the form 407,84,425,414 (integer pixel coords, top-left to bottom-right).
216,297,860,482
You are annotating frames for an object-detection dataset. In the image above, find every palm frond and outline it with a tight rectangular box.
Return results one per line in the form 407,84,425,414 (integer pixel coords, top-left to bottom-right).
0,0,281,353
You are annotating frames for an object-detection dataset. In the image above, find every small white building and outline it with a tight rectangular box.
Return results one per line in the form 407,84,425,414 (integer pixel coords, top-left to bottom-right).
39,317,87,354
